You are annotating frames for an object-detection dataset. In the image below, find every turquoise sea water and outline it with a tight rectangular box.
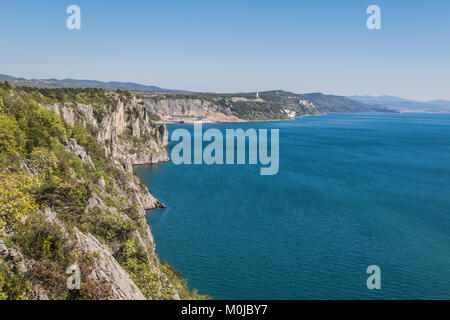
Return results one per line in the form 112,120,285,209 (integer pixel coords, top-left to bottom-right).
134,113,450,299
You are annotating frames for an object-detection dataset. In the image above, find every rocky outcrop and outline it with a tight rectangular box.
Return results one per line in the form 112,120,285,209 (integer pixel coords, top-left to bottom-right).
143,98,243,123
47,94,169,172
129,177,165,211
74,229,146,300
65,138,94,166
0,240,9,258
158,124,169,146
0,240,28,276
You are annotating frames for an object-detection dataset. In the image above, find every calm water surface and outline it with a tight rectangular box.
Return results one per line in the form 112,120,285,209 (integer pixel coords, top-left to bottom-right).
134,113,450,299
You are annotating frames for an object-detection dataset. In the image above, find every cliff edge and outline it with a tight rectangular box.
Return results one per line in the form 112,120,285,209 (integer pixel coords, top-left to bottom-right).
0,83,206,300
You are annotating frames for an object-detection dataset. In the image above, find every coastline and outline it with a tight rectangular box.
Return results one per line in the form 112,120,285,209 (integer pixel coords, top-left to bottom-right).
154,110,435,126
136,112,450,299
156,114,321,126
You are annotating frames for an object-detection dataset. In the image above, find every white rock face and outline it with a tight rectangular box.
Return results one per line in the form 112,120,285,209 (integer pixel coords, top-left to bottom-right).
144,98,243,123
158,124,169,147
65,138,94,166
74,229,146,300
45,94,170,171
0,240,8,258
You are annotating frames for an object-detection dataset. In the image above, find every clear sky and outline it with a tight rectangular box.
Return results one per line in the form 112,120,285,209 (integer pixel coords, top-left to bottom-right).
0,0,449,101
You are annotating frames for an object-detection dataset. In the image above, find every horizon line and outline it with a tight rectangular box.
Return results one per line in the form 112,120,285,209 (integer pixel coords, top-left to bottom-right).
0,73,446,103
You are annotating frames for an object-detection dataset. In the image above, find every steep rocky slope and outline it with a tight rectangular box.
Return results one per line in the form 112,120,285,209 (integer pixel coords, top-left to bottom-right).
141,92,302,122
140,90,387,123
0,84,206,300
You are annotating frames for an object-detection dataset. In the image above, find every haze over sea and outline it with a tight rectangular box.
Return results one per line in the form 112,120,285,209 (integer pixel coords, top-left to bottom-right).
135,113,450,299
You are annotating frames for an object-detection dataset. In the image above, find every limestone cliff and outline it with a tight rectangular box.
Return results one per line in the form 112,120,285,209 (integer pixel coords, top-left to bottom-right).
141,92,308,123
143,97,245,123
140,90,385,123
47,94,169,172
0,85,205,300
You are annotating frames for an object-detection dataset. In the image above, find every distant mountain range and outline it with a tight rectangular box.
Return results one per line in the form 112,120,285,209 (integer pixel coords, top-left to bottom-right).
256,90,392,114
349,95,450,113
303,93,382,113
2,73,448,114
0,74,185,93
0,74,387,114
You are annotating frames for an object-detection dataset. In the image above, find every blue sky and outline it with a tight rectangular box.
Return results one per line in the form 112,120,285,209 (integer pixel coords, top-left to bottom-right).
0,0,449,100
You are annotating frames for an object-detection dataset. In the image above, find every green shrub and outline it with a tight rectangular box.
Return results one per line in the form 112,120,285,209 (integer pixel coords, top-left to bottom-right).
0,262,29,300
71,124,89,145
0,171,38,232
24,105,67,152
36,181,91,226
30,147,58,176
119,238,160,298
0,114,25,154
13,212,74,265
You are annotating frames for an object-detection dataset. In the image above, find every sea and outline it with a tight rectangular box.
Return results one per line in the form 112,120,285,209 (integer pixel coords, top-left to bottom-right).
134,113,450,299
